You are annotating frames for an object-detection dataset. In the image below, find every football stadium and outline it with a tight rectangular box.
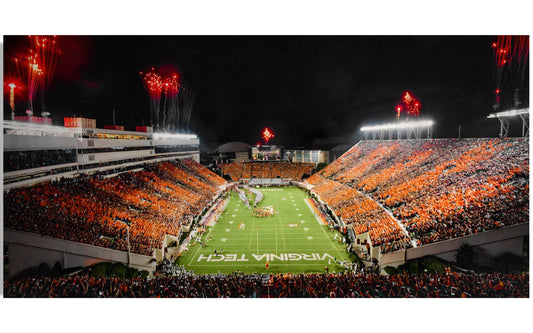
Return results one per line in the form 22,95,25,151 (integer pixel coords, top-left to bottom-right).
2,34,530,300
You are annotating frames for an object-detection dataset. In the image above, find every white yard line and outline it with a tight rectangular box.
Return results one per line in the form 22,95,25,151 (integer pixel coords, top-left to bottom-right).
275,227,278,255
277,191,288,250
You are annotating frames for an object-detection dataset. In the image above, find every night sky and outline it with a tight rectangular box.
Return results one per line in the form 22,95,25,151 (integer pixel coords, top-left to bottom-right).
3,35,529,148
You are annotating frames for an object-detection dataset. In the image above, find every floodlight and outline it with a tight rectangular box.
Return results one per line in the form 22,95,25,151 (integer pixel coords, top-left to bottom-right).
153,133,198,140
487,108,529,119
361,119,434,132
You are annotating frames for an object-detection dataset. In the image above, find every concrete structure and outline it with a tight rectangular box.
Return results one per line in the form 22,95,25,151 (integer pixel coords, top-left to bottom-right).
4,229,156,279
284,149,329,164
379,223,528,272
3,118,200,189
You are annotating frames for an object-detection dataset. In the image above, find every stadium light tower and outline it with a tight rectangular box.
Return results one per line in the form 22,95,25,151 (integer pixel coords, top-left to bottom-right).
487,108,529,138
360,119,434,140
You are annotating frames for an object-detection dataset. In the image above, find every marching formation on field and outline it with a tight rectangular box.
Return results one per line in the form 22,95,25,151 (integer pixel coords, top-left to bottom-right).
232,185,273,217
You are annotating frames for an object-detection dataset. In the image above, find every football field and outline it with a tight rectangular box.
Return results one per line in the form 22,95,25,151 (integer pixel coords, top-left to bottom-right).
178,187,351,274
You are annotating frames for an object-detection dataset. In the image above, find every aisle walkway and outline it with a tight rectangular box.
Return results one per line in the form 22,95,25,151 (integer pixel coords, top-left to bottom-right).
358,190,418,248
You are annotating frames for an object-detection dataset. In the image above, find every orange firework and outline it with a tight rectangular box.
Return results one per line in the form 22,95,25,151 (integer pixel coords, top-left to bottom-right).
8,83,17,111
29,35,59,92
5,82,20,119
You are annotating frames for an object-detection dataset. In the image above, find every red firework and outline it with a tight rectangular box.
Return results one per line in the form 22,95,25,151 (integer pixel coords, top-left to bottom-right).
163,74,180,98
491,35,529,108
9,35,60,113
395,105,403,119
141,67,184,130
262,127,275,143
141,68,163,100
140,68,163,129
396,91,421,118
29,35,60,91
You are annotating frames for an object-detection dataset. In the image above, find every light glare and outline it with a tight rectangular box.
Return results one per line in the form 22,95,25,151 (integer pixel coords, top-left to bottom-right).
361,120,434,132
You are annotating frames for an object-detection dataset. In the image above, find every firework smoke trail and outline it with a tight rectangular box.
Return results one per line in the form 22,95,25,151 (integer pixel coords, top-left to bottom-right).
26,53,43,112
181,87,195,131
162,82,168,129
163,74,180,130
175,90,185,130
141,66,190,131
171,75,181,130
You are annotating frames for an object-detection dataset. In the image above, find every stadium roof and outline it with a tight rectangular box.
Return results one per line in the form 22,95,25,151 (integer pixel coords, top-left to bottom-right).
216,141,251,153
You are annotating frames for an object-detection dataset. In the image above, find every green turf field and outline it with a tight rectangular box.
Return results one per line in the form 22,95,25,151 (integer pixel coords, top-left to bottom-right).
178,187,352,274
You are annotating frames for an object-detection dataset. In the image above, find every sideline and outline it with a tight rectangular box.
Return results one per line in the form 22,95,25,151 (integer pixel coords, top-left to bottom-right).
300,189,346,260
304,198,327,225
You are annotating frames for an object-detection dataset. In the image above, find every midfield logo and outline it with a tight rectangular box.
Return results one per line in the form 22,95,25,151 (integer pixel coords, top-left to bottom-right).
197,252,334,262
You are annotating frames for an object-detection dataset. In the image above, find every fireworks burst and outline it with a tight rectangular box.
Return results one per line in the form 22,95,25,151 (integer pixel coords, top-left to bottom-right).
262,127,275,143
396,91,421,118
30,35,60,106
8,35,60,115
141,68,163,130
491,35,529,109
141,65,194,131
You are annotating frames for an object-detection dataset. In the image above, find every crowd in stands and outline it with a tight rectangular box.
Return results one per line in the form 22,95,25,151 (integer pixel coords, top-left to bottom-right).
308,138,529,252
218,161,314,181
307,176,412,253
4,159,227,256
4,270,528,298
254,162,271,178
269,270,529,298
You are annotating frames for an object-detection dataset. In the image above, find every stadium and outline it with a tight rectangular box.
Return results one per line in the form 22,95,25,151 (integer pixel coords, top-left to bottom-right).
2,35,530,299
